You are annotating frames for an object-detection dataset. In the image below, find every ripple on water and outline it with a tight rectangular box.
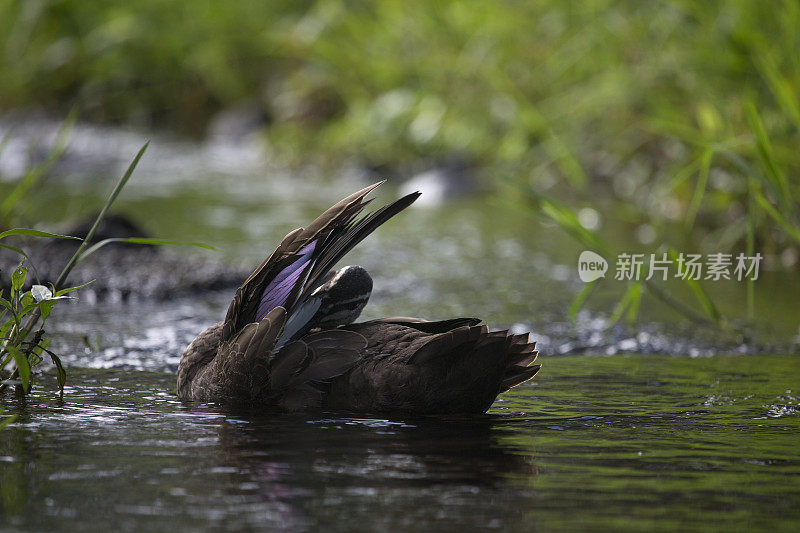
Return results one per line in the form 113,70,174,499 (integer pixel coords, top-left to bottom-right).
2,356,799,531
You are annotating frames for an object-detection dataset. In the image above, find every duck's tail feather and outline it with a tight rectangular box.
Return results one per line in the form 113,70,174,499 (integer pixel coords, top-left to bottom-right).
499,332,540,392
222,181,418,342
407,325,540,409
290,190,421,314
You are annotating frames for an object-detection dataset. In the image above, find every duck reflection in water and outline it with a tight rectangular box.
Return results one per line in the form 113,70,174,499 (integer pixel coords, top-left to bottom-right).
209,412,538,527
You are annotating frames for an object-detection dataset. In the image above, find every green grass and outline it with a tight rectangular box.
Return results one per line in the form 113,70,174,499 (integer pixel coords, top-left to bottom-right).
2,2,797,231
0,143,213,404
1,0,797,327
0,145,150,398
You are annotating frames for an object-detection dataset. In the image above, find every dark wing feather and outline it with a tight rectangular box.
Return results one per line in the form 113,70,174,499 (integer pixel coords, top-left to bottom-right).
368,317,482,333
297,191,421,305
270,329,367,410
221,181,419,343
408,325,486,365
269,341,310,390
186,306,288,403
331,321,540,414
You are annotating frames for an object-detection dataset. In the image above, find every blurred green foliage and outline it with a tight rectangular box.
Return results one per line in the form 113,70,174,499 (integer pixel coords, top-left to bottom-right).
1,0,798,263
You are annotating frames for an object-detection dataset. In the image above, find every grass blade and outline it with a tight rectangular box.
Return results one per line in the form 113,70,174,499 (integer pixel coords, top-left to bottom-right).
0,410,16,429
0,111,75,225
745,101,794,217
76,237,216,263
607,282,636,328
667,248,721,323
54,280,95,297
625,281,643,323
513,184,611,255
0,228,80,240
746,178,757,319
53,141,149,290
568,279,598,321
684,147,712,230
754,190,800,246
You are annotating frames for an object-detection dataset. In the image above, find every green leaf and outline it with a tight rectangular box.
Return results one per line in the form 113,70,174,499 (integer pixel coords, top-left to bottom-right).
39,300,56,321
0,228,81,241
0,319,12,337
54,280,95,297
49,351,67,392
0,243,41,282
6,344,31,391
0,298,19,324
21,291,34,307
0,242,27,256
11,266,27,292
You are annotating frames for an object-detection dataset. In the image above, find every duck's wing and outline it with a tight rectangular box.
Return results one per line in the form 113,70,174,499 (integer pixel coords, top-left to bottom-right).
184,307,368,407
268,329,368,410
220,181,420,345
185,306,288,403
365,316,482,333
335,319,540,414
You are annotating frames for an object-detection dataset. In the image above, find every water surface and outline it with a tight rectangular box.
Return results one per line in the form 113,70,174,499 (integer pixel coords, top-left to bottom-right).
3,116,799,342
2,119,799,531
2,356,799,532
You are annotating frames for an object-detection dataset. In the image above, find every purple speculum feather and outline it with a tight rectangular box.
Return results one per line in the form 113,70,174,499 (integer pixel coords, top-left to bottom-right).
256,240,316,321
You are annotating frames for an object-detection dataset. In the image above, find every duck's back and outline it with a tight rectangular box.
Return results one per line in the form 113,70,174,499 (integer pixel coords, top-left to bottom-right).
325,318,539,414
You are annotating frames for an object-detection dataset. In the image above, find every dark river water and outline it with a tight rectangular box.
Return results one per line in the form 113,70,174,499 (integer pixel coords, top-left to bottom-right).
1,119,799,531
2,357,799,532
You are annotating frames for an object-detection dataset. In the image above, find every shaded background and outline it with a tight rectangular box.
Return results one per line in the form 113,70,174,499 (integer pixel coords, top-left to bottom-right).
1,0,799,340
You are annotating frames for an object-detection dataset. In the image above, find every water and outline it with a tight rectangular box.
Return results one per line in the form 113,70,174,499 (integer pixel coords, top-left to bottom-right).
2,118,800,531
2,356,799,532
2,116,799,344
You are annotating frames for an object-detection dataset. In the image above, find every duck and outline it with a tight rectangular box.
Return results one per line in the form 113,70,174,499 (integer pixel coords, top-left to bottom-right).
177,182,539,414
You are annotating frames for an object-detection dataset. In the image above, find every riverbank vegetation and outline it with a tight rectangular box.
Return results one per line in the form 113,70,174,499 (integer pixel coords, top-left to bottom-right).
0,145,149,398
1,143,213,399
1,1,797,329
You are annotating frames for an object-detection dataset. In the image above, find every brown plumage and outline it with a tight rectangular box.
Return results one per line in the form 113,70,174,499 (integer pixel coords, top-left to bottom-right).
177,182,540,414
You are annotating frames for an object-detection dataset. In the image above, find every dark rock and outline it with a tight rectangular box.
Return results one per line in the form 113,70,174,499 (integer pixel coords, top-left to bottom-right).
48,213,153,250
0,235,248,302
